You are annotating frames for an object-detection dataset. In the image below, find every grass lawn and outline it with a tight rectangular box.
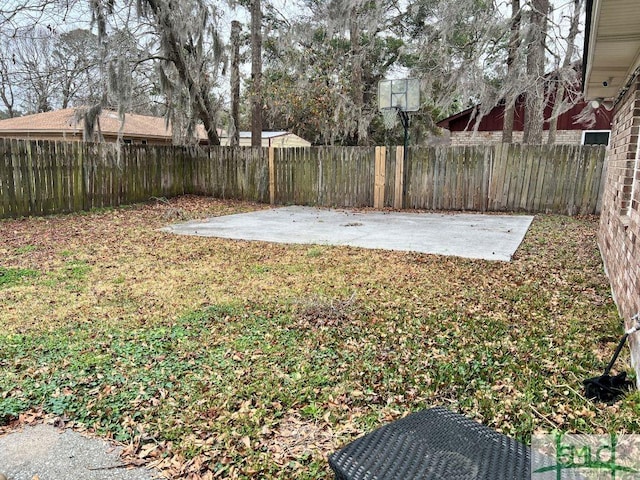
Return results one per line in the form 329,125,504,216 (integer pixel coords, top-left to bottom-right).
0,196,638,479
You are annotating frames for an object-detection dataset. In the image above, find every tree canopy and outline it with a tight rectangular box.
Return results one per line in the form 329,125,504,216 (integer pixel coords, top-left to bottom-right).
0,0,586,145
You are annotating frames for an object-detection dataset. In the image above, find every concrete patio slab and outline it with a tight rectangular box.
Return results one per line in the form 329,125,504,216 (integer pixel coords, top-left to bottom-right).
0,424,157,480
162,206,534,262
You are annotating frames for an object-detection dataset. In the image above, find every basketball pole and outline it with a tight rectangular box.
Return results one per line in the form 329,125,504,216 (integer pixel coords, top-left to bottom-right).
399,110,409,207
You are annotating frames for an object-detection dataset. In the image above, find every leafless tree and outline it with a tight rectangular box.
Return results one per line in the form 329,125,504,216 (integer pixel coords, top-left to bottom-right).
52,29,102,108
0,20,158,117
0,1,80,39
0,42,17,117
546,0,582,143
14,28,57,113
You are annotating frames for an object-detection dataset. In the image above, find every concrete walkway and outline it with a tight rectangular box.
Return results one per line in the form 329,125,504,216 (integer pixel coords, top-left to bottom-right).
162,206,534,262
0,424,158,480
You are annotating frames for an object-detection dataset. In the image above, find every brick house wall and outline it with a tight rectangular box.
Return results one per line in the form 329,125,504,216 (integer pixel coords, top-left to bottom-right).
448,130,583,146
597,74,640,376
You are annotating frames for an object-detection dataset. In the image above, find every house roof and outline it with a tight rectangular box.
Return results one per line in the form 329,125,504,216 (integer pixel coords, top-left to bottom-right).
224,130,311,146
437,63,616,133
0,108,311,146
436,98,612,133
237,131,289,139
583,0,640,99
436,107,476,130
0,108,209,142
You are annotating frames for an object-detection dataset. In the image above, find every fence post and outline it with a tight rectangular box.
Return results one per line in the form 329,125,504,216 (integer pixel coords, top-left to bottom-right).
374,146,386,209
394,146,404,209
269,146,276,205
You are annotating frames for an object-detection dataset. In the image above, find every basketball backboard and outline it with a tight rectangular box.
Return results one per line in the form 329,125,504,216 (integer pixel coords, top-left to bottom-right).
378,78,420,112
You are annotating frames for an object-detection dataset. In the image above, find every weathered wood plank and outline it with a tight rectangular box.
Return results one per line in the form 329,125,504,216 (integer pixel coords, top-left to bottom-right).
394,146,404,209
0,140,13,217
0,140,609,218
269,147,276,204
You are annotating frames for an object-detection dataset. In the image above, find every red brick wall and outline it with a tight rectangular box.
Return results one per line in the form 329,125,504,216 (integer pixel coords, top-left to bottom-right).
598,75,640,378
448,130,583,146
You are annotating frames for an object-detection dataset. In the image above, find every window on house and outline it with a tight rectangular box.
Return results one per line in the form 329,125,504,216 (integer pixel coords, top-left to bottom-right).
141,140,147,145
123,138,132,145
582,130,610,145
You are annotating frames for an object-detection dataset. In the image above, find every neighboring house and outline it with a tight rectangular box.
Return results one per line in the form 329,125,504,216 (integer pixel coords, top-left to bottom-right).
437,97,613,146
0,108,210,145
0,108,312,148
220,131,312,148
583,0,640,380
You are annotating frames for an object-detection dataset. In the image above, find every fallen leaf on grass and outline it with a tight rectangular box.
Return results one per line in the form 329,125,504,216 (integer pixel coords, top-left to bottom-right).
0,203,628,480
265,415,338,465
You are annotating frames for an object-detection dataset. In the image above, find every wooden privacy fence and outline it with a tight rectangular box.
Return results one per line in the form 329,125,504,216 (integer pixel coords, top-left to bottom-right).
391,144,607,215
0,138,607,218
272,146,375,207
0,140,270,218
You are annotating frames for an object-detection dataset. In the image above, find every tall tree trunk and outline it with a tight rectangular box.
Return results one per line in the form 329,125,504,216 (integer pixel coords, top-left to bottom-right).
502,0,520,144
547,83,563,145
62,77,73,109
0,67,15,117
523,0,548,144
349,9,364,145
547,0,581,144
230,20,241,148
141,0,221,145
251,0,263,148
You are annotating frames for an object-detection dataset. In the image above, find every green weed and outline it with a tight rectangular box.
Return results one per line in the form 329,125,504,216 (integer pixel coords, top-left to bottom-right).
306,247,323,258
0,267,39,288
43,259,91,292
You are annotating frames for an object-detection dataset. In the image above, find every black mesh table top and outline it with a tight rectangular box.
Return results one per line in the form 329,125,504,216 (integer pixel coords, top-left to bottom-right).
329,407,531,480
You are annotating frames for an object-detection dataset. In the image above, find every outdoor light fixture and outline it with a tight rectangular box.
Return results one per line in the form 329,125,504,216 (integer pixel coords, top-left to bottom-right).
591,97,615,111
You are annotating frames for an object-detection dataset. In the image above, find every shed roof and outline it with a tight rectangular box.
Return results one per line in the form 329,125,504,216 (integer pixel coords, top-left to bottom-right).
237,131,290,139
